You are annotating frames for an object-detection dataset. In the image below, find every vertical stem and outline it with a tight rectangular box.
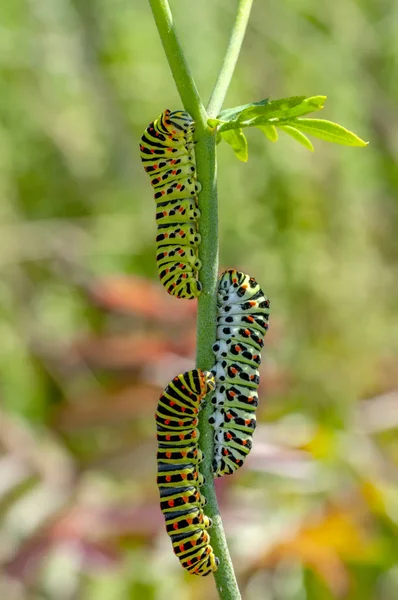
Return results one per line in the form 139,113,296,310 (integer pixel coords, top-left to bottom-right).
148,1,252,597
195,131,242,600
207,0,254,118
195,132,219,369
148,0,207,127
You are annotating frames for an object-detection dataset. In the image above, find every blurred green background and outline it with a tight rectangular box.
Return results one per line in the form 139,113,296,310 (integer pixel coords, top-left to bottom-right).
1,0,398,599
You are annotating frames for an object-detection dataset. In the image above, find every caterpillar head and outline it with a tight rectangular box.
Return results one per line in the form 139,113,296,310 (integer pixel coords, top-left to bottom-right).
199,370,216,396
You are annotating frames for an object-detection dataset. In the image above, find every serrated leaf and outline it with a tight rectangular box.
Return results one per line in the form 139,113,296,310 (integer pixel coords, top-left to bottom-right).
238,95,307,122
241,96,326,123
289,118,368,146
216,96,328,133
278,125,314,151
257,124,279,142
221,128,248,162
282,95,326,118
217,99,269,121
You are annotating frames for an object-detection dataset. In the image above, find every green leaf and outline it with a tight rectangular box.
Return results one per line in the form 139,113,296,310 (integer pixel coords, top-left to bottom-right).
257,124,279,142
238,95,307,121
215,96,328,133
289,118,368,146
278,125,314,151
240,96,326,123
221,128,248,162
283,95,326,118
217,99,269,122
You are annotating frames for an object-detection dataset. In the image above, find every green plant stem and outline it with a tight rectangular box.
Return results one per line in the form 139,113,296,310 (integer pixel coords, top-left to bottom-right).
148,0,207,130
196,132,243,600
207,0,254,118
149,1,247,598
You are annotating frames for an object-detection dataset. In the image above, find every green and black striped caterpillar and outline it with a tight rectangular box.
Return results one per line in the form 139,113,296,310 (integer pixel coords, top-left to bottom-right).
140,109,202,299
209,270,270,477
156,369,219,576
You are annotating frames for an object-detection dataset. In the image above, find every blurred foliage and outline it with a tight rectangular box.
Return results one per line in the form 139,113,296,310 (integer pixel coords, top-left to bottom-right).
0,0,398,599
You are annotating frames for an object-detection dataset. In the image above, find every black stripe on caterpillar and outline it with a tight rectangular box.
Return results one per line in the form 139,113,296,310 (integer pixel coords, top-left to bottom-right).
156,369,219,576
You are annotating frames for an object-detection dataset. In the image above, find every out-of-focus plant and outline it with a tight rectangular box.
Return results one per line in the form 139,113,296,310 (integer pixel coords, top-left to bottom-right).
2,1,397,599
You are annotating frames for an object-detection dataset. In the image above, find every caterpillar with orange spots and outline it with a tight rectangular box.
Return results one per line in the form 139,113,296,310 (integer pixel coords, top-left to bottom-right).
140,110,202,299
209,270,270,477
156,369,219,576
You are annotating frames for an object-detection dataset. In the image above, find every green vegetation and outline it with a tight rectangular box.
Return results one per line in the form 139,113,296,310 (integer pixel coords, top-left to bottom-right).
0,1,397,599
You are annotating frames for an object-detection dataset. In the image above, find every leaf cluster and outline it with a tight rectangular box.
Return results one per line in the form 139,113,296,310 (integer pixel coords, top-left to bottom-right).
209,95,368,161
